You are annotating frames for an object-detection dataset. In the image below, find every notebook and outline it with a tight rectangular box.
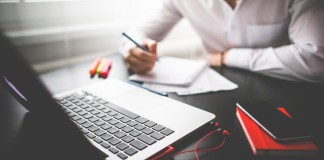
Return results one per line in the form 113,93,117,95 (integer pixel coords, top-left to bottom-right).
129,57,208,86
0,31,215,160
236,107,318,156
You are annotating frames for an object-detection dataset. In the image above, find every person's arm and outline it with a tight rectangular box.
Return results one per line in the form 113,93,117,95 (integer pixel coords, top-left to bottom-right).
119,0,182,74
224,1,324,82
119,0,182,56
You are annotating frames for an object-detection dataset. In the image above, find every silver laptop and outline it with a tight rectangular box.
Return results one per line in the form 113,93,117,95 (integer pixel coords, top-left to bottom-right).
0,31,215,160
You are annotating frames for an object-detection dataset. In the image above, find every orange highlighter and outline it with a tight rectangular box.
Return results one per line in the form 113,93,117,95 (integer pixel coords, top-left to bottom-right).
89,57,101,77
100,59,112,78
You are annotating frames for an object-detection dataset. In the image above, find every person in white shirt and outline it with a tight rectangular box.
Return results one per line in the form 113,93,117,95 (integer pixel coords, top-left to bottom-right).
120,0,324,82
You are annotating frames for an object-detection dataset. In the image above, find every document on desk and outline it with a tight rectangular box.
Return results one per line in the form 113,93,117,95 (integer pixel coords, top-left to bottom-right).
129,57,208,86
143,67,238,95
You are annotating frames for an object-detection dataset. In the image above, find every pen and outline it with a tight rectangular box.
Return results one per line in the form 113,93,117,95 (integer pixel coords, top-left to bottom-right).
128,80,168,97
122,32,149,52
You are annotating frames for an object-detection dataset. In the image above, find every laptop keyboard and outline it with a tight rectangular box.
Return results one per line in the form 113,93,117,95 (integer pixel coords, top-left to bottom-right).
56,91,174,159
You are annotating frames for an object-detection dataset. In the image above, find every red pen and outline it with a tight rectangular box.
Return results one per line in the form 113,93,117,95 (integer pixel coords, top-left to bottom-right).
100,59,112,78
89,57,101,77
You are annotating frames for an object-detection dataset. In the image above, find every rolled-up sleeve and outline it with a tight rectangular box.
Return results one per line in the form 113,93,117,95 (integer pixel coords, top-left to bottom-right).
226,1,324,82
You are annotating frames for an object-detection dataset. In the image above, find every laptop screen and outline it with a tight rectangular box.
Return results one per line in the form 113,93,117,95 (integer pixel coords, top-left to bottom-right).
0,30,107,159
0,30,50,112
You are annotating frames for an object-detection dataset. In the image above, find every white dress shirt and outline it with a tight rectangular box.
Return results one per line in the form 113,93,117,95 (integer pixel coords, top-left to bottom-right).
120,0,324,82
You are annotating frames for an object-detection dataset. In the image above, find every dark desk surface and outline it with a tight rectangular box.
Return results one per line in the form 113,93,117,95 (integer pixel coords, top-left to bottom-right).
1,53,323,160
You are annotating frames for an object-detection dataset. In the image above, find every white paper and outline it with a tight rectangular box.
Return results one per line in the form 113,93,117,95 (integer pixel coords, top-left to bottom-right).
129,57,208,86
143,68,238,96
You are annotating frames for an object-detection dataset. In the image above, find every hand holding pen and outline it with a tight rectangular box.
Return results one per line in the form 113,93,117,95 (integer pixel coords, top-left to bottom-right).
122,32,158,74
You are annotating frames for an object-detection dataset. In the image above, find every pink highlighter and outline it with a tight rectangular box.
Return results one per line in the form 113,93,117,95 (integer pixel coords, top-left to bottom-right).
100,59,112,78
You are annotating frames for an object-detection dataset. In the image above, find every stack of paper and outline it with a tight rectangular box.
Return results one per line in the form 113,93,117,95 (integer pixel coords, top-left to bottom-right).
129,57,238,95
129,57,208,86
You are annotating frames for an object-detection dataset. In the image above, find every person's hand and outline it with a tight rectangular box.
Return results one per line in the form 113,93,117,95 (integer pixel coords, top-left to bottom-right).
207,51,228,67
125,39,158,74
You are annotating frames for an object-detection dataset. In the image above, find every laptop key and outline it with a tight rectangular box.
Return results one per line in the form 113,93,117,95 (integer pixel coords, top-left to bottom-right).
130,140,147,150
138,134,156,145
129,130,141,137
134,124,146,131
124,147,138,156
115,123,126,129
73,107,82,113
83,113,93,119
136,117,149,124
101,123,112,130
78,110,87,116
108,147,119,154
101,133,113,141
91,103,100,108
116,142,129,151
85,107,94,112
93,137,103,143
144,121,157,127
101,108,112,113
89,117,99,122
81,122,93,128
94,120,105,126
96,105,106,110
81,128,89,134
68,105,77,110
96,112,106,118
63,102,73,107
104,103,139,119
86,100,96,105
82,122,93,128
108,138,121,145
121,126,133,133
71,115,81,121
90,110,100,115
114,114,124,119
142,128,154,135
103,115,113,121
127,121,138,127
150,132,165,140
115,131,127,138
120,117,131,123
94,129,106,136
117,153,128,160
161,128,174,136
67,112,76,117
122,136,134,143
76,118,87,124
108,119,119,125
100,142,111,149
75,101,84,106
60,99,68,104
88,126,99,132
79,103,89,109
86,133,95,139
107,127,119,134
107,111,118,116
152,124,165,131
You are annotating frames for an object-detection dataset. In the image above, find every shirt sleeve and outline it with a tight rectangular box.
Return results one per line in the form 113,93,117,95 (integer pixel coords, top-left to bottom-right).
225,0,324,82
119,0,183,56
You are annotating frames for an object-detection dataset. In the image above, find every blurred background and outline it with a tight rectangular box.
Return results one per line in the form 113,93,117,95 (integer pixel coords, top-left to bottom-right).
0,0,202,73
